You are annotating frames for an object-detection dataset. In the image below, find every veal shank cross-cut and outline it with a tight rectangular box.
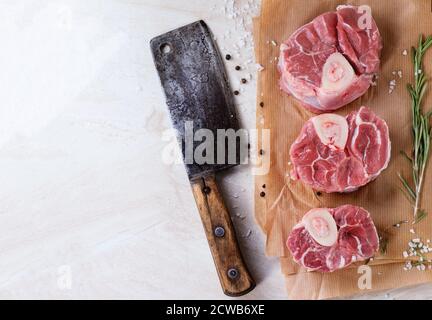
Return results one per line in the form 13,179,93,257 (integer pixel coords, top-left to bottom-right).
278,5,382,113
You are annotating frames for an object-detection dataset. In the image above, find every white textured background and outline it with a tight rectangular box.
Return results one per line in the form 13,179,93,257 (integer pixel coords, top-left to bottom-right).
0,0,431,299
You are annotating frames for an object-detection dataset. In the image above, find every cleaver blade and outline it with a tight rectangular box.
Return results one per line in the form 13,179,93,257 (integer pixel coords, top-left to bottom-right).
151,20,255,297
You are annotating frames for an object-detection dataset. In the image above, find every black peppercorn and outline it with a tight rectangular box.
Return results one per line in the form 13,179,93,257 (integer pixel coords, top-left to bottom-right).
260,191,266,197
259,149,264,155
234,90,240,95
260,102,264,107
235,65,241,71
241,78,247,84
316,191,322,196
225,54,231,60
262,184,266,189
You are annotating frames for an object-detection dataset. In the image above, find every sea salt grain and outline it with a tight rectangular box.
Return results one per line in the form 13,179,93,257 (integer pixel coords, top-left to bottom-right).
402,49,408,56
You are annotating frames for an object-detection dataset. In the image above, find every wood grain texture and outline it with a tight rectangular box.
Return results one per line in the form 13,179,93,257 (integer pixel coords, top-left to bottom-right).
191,175,255,297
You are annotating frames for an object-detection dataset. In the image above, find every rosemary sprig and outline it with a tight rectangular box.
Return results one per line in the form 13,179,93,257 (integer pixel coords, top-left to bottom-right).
399,35,432,222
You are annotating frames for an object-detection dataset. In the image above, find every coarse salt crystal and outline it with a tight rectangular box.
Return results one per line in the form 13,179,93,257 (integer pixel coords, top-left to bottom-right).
403,251,409,258
412,238,420,243
271,40,277,46
402,49,408,56
410,229,416,234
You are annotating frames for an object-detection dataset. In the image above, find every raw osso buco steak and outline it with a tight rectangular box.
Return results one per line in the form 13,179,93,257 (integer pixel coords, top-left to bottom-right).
290,106,391,193
278,5,382,113
287,205,379,272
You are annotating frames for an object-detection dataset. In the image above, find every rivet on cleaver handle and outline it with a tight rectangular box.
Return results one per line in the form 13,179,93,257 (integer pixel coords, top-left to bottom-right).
191,175,255,297
150,20,255,296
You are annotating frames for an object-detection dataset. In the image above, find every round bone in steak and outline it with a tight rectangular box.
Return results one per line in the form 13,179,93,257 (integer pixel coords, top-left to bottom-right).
287,205,379,272
290,106,391,193
278,5,382,113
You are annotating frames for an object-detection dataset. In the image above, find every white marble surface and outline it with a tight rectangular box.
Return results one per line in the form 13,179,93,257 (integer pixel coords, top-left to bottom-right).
0,0,431,299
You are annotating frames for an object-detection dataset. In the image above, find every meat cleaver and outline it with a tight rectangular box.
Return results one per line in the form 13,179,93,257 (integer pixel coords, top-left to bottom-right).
150,20,255,297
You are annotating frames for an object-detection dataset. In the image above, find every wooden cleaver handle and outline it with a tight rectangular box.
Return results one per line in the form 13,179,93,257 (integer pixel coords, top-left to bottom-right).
191,175,255,297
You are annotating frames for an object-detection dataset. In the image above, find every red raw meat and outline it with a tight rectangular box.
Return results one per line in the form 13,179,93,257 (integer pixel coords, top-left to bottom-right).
290,106,391,193
287,205,379,272
278,5,382,113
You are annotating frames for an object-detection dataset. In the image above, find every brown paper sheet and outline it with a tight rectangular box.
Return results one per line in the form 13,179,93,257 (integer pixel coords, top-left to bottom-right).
254,0,432,299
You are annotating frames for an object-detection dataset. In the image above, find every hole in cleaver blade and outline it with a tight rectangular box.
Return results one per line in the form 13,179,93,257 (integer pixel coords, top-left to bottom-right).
150,20,248,181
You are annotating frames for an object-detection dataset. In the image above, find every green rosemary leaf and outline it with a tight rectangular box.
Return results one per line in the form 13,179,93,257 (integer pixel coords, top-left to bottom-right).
398,187,415,205
413,210,428,224
397,173,416,200
400,150,413,163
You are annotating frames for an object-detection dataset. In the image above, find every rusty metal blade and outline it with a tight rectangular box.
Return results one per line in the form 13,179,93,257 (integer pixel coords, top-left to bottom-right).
151,20,242,180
